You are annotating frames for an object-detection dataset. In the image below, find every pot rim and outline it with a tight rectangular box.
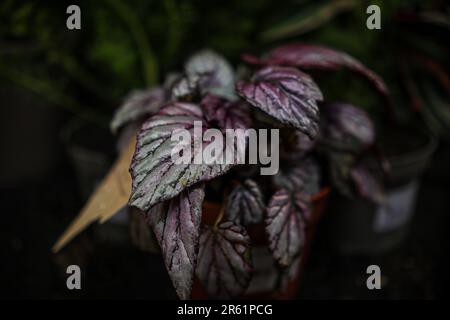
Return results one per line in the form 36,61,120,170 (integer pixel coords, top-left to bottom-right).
385,128,437,168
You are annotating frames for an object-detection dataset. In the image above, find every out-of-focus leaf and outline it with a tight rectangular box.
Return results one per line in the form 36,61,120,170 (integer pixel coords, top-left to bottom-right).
226,179,265,226
322,103,375,151
419,81,450,141
267,44,390,98
400,58,450,141
236,66,323,138
400,32,449,64
294,131,316,154
146,184,205,300
420,11,450,30
129,102,233,211
243,43,390,102
171,74,200,100
279,255,302,292
350,163,384,204
200,94,252,130
196,221,253,298
328,151,384,204
328,151,354,198
401,11,450,31
280,129,316,161
265,189,310,267
261,0,356,41
273,157,321,196
163,72,183,91
110,87,166,133
182,50,237,100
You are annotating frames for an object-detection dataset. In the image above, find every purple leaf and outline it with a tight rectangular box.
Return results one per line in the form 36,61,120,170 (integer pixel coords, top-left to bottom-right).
146,185,205,299
294,131,316,154
110,87,166,133
186,50,236,100
196,222,253,298
236,66,323,138
129,102,234,211
172,50,237,101
171,75,199,100
262,43,390,100
322,103,375,150
350,163,385,204
328,151,385,203
225,179,265,226
200,94,252,130
279,255,302,292
273,157,321,196
265,189,311,267
280,130,315,161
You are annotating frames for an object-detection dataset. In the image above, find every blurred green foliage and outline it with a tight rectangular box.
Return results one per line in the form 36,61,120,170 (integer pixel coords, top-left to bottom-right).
0,0,448,138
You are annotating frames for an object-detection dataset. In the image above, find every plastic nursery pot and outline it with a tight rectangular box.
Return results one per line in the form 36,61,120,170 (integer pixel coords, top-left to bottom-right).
191,187,330,300
326,126,437,255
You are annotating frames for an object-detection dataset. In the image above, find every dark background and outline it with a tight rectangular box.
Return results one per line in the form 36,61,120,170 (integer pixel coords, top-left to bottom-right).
1,0,449,299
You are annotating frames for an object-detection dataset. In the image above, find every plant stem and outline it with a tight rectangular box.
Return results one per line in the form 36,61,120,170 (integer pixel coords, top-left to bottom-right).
213,186,232,229
213,205,225,230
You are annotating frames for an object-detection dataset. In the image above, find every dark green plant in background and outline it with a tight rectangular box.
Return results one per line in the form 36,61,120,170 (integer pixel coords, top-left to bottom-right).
259,0,449,140
0,0,448,137
0,0,289,126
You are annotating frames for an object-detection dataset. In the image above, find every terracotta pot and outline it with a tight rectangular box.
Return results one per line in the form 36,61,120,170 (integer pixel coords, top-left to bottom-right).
191,187,330,299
